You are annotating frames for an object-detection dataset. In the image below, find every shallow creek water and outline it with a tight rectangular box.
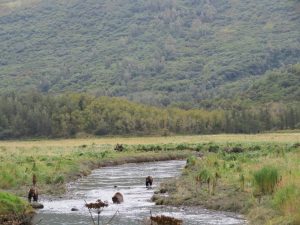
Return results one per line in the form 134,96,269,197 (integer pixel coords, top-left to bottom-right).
34,160,246,225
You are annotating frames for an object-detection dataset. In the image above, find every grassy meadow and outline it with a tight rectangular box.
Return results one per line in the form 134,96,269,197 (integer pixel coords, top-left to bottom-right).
1,132,299,147
0,132,299,224
0,133,298,193
151,134,300,225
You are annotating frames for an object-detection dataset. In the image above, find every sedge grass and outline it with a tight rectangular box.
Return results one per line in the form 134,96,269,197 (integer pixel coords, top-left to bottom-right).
253,166,279,195
0,192,31,215
153,141,300,225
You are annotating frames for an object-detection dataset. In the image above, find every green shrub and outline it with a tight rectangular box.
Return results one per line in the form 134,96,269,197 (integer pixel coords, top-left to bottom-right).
208,145,219,153
253,166,279,195
195,144,203,152
176,144,188,150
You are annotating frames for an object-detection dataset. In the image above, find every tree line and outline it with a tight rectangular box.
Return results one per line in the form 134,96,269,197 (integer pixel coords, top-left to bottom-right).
0,92,299,139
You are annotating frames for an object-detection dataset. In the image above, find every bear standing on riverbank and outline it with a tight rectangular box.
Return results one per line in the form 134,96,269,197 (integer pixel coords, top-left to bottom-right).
28,174,38,203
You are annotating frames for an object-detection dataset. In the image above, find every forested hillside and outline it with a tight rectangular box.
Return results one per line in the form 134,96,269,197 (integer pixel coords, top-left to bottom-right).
241,64,300,103
198,64,300,109
0,0,299,106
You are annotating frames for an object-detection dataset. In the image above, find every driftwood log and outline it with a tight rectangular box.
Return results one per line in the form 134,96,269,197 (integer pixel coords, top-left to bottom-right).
143,215,183,225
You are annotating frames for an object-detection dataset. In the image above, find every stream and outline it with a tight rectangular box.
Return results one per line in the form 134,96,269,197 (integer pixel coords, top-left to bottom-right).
33,160,246,225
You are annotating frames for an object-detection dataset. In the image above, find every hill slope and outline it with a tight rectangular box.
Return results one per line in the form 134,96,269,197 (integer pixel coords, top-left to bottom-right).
0,0,299,106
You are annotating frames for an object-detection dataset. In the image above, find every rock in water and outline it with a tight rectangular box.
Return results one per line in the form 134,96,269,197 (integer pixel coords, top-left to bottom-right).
31,202,44,209
71,208,79,211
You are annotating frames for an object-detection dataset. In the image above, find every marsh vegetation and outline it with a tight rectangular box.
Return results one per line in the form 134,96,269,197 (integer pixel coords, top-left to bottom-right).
153,141,300,225
0,133,299,224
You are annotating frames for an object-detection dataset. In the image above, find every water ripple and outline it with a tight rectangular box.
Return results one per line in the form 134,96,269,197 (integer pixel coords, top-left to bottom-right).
34,160,246,225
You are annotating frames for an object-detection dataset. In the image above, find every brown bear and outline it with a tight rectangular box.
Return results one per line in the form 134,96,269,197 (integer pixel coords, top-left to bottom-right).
112,192,124,204
28,186,38,202
146,176,153,188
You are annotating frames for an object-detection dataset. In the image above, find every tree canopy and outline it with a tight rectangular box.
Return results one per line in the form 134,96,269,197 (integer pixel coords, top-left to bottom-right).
0,92,299,139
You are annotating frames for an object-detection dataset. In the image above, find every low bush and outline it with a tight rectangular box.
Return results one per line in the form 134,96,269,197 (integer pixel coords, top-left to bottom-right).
208,145,219,153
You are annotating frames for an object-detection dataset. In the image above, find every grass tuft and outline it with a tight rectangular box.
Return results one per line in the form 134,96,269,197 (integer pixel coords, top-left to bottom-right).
0,192,30,215
253,166,279,195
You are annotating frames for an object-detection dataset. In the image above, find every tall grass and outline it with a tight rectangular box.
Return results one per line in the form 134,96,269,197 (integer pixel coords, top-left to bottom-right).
0,135,299,223
154,140,299,224
0,192,30,214
273,184,300,221
196,169,213,185
186,155,197,167
0,142,190,194
253,166,279,195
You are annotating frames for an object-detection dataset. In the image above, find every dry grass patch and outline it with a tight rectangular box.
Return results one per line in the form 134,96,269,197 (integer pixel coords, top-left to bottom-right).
0,133,299,149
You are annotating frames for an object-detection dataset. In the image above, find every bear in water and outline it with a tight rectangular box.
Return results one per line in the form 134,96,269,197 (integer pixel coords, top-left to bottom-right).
146,176,153,188
112,192,124,204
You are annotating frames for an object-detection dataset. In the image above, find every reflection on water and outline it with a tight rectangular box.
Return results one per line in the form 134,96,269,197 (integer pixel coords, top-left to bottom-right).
34,160,246,225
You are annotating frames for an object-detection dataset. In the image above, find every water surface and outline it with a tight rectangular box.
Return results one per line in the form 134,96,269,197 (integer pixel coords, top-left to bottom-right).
34,160,246,225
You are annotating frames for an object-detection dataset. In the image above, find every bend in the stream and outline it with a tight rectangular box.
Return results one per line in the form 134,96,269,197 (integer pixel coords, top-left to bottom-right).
34,160,246,225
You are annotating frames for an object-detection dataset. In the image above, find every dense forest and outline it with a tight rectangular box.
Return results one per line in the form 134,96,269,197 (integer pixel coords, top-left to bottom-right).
0,92,299,139
0,0,299,107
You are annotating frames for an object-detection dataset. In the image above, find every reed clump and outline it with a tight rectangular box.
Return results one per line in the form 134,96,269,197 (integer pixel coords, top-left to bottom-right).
253,166,279,195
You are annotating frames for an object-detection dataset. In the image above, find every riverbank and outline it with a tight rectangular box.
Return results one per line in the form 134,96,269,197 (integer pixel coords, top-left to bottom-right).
0,144,191,222
152,142,300,225
1,133,298,194
0,192,34,225
0,146,191,196
0,134,299,223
